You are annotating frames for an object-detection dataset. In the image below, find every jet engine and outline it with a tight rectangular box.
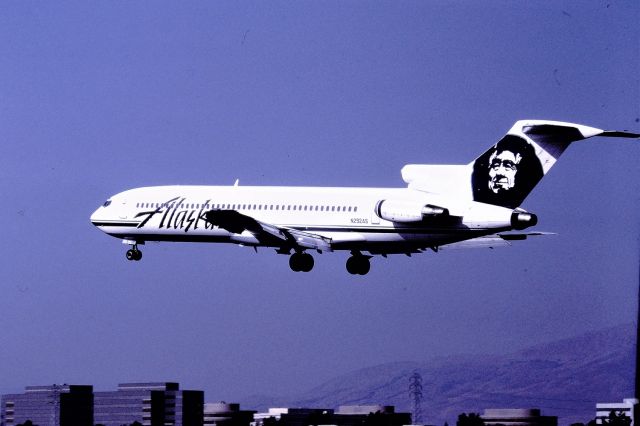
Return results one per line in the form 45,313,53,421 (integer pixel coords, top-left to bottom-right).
374,199,448,223
511,211,538,230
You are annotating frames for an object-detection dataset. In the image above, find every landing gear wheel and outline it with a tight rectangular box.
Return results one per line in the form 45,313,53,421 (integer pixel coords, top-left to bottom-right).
346,255,371,275
289,252,314,272
300,253,314,272
289,254,301,272
126,248,142,261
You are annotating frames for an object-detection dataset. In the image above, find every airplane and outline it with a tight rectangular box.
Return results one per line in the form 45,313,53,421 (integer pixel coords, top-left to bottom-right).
90,120,639,275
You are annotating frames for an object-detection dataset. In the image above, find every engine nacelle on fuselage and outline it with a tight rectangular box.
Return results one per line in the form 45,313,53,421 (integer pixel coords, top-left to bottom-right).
375,198,537,232
374,199,449,223
460,201,537,230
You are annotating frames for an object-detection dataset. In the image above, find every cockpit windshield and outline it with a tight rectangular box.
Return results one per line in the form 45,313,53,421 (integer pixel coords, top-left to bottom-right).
103,200,112,207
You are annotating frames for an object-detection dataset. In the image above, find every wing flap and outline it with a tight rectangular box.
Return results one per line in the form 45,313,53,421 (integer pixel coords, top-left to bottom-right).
204,209,332,251
283,227,333,252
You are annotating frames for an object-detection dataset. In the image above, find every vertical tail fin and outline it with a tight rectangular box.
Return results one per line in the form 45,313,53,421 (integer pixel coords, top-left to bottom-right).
470,120,639,208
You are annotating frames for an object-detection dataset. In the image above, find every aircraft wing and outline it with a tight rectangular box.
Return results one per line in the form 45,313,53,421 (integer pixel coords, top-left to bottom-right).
204,209,333,252
439,232,554,250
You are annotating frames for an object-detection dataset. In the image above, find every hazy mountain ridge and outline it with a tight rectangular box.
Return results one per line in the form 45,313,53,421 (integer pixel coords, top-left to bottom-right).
243,324,635,426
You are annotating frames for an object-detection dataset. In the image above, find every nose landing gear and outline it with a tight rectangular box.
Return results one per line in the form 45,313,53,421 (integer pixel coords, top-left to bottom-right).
289,252,314,272
124,241,143,261
126,248,142,261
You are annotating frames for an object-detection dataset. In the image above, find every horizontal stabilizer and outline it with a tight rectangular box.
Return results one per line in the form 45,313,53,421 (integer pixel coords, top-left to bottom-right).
599,130,640,139
439,231,554,250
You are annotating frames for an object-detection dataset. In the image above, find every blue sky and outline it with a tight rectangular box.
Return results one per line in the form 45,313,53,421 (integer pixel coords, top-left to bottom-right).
0,0,639,407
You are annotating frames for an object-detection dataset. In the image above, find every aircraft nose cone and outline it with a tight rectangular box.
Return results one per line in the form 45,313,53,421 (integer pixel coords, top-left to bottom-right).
90,207,103,227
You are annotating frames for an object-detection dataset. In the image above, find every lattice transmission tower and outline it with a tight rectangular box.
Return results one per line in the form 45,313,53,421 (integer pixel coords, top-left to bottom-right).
409,370,423,425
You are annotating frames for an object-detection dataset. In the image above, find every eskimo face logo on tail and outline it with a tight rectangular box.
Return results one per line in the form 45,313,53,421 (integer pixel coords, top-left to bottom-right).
472,135,544,209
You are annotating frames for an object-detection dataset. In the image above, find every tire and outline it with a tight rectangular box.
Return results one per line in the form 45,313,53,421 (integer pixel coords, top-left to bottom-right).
357,258,370,275
301,253,314,272
346,256,359,274
346,256,370,275
289,254,301,272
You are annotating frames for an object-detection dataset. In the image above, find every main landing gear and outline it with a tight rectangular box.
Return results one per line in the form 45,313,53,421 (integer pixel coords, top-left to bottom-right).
346,253,371,275
287,251,372,274
289,252,314,272
125,242,143,261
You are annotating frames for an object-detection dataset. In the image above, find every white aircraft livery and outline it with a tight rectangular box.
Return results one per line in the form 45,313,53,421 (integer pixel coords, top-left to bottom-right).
91,120,639,274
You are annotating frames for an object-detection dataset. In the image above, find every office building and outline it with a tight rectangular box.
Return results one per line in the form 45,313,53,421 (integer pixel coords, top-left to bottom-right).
252,408,334,426
93,382,203,426
204,402,255,426
252,405,411,426
481,408,557,426
334,405,412,426
0,384,93,426
596,398,638,426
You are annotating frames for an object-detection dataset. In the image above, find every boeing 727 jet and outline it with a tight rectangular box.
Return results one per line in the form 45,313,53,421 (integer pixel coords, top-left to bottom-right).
90,120,639,274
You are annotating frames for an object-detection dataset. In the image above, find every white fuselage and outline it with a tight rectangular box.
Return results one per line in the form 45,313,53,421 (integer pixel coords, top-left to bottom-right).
89,120,638,272
90,185,518,254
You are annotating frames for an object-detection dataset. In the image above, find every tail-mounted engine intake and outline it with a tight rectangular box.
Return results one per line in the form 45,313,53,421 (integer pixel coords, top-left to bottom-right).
375,200,449,223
